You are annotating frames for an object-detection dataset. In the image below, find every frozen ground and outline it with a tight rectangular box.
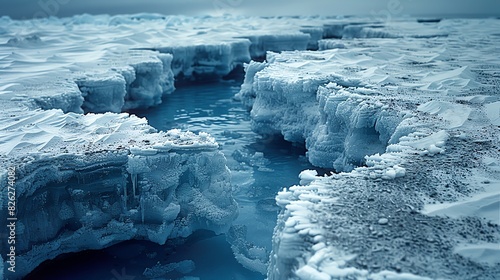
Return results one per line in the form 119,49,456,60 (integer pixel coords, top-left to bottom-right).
0,14,499,280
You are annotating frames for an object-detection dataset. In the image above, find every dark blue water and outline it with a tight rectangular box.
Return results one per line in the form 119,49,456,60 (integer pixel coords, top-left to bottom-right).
138,81,313,247
26,81,315,280
135,81,315,277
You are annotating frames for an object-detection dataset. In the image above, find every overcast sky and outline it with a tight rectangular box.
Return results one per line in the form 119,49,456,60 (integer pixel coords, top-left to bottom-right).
1,0,499,20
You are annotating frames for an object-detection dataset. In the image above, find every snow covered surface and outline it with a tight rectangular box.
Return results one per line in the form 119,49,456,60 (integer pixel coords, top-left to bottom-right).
0,109,237,278
0,13,499,279
0,13,354,279
236,18,500,279
0,14,381,115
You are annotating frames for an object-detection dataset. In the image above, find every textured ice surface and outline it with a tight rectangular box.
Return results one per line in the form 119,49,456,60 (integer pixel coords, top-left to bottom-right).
1,15,449,114
238,19,500,172
0,109,237,278
235,18,500,280
1,14,500,280
0,14,363,115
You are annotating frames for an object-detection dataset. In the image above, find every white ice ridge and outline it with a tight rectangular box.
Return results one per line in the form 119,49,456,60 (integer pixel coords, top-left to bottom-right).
234,19,500,279
0,109,237,279
238,18,500,172
0,15,451,114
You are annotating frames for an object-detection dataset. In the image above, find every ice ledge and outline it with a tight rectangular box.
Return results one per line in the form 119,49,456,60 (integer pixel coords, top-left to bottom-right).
238,17,499,171
1,15,454,115
240,18,500,280
0,110,236,279
270,123,500,279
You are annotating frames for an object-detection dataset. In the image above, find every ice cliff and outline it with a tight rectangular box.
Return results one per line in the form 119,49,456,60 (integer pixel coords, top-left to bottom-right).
0,107,237,278
1,14,499,280
236,19,500,279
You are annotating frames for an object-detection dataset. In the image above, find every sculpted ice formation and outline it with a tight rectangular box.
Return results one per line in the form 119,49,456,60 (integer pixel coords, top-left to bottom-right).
0,109,237,278
238,19,500,279
1,14,499,280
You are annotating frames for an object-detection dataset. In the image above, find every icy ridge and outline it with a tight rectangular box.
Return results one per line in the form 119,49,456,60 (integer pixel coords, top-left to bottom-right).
234,19,500,280
238,18,500,171
0,109,237,279
0,15,445,114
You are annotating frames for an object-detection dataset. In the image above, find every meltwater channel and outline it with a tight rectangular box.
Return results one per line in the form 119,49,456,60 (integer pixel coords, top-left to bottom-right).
25,81,317,280
134,81,318,278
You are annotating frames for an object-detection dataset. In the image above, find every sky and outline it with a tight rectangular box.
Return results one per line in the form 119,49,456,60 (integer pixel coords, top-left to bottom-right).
0,0,499,20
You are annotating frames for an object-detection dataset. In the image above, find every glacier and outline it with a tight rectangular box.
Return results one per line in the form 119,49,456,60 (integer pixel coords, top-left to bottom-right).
0,13,499,280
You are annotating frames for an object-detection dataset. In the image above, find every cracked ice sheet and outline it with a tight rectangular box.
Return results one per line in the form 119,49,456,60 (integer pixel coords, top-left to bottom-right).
0,14,322,113
239,19,500,280
0,15,458,115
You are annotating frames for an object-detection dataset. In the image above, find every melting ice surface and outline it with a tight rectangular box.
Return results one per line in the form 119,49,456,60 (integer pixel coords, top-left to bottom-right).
4,14,500,280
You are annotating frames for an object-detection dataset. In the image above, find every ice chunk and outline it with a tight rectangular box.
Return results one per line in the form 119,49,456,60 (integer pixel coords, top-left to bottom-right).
265,18,500,280
295,265,331,280
226,225,269,275
0,110,236,279
299,170,318,185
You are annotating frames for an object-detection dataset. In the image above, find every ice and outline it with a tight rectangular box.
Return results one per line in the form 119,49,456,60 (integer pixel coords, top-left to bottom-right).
1,14,379,115
1,13,500,280
1,17,352,272
226,226,268,275
238,51,407,171
298,170,318,185
2,15,455,116
0,109,237,278
240,18,500,280
239,18,500,172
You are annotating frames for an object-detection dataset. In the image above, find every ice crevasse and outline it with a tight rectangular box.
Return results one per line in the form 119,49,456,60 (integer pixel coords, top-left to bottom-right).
1,14,408,279
0,14,500,280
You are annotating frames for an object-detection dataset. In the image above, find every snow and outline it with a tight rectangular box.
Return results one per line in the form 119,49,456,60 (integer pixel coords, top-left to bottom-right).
1,14,385,115
485,101,500,126
298,170,319,185
0,109,236,278
422,175,500,224
453,243,500,267
417,101,472,129
244,18,500,280
1,13,499,280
